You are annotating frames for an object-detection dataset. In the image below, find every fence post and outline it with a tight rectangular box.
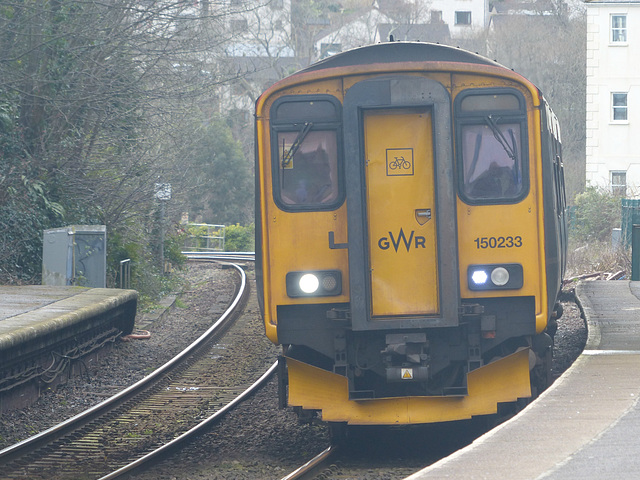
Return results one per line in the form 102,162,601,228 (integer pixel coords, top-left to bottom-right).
622,198,640,247
119,259,131,289
633,226,640,281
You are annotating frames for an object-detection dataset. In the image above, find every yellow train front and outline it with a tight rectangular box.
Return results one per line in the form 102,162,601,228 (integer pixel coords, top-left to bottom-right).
255,42,567,426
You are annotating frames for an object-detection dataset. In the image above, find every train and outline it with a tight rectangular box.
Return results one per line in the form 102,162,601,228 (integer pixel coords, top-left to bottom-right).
254,42,567,428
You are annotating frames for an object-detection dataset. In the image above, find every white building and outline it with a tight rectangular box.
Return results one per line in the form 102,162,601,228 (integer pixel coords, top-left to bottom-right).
586,0,640,196
377,0,488,36
314,8,396,59
314,0,488,60
427,0,489,37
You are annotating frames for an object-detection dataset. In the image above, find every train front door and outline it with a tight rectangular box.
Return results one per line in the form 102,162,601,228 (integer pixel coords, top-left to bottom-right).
363,108,439,318
343,76,459,330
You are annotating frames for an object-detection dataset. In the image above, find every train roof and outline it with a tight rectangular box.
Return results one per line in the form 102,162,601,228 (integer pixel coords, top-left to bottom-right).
299,42,504,74
256,42,542,113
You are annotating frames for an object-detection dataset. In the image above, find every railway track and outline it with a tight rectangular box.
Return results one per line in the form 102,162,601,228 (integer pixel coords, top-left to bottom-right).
278,422,489,480
280,445,340,480
0,261,276,480
0,255,586,479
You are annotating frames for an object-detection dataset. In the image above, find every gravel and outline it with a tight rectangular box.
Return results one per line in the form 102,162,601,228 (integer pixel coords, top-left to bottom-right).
553,286,588,379
0,262,241,449
0,263,588,479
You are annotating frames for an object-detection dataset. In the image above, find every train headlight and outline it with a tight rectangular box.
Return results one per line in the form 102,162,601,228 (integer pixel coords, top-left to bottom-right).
491,267,510,286
286,270,342,297
471,269,489,285
468,264,523,291
299,273,320,294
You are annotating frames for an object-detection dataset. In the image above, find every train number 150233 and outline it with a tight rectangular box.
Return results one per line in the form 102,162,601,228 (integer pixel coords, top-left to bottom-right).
474,236,523,249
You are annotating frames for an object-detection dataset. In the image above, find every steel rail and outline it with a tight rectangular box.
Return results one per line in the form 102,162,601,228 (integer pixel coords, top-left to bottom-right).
183,251,255,262
0,263,248,466
279,445,340,480
99,361,278,480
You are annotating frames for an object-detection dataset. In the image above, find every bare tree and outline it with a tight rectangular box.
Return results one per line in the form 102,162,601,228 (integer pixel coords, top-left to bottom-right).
0,0,254,282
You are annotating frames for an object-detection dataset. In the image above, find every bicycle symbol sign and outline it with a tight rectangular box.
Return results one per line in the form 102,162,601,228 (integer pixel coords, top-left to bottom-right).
389,156,411,170
386,148,414,176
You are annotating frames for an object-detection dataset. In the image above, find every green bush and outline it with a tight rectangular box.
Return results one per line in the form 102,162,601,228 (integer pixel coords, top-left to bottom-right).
571,186,621,243
566,186,630,279
107,224,185,303
225,224,254,252
184,223,225,251
164,228,187,268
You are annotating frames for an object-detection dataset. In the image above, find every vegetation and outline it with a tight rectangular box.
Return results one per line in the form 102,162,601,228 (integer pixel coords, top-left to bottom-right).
567,187,629,278
183,223,254,252
571,186,621,243
183,118,253,226
224,224,255,252
566,240,630,280
0,1,253,292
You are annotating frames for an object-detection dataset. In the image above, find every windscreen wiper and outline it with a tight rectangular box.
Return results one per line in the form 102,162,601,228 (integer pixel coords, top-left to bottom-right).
484,115,518,164
281,122,313,168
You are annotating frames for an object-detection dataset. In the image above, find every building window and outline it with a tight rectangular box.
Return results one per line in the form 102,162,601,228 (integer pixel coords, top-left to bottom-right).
431,10,443,23
612,92,628,121
611,171,627,197
231,18,248,32
455,11,472,25
611,14,627,43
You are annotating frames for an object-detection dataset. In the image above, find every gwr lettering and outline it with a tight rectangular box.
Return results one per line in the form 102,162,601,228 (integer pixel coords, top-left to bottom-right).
378,228,426,252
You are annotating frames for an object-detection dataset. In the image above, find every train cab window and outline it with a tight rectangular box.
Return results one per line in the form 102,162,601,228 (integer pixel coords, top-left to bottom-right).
455,90,529,204
270,96,343,210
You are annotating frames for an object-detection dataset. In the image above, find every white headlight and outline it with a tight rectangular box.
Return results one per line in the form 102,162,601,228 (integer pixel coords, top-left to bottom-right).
299,273,320,293
491,267,510,286
471,269,488,285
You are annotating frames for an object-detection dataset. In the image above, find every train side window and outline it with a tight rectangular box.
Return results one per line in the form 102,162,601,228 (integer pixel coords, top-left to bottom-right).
455,90,529,204
270,96,343,210
553,155,563,216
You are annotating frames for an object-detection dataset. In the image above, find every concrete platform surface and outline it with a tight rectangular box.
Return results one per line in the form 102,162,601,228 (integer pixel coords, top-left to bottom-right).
0,285,138,411
406,280,640,480
0,285,95,322
0,287,137,345
0,286,137,355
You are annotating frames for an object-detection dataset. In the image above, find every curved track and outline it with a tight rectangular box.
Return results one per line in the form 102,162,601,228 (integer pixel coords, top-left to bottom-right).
0,261,275,479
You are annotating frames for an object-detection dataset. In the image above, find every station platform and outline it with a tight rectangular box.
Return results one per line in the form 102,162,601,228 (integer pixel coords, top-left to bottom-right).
406,280,640,480
0,286,137,410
